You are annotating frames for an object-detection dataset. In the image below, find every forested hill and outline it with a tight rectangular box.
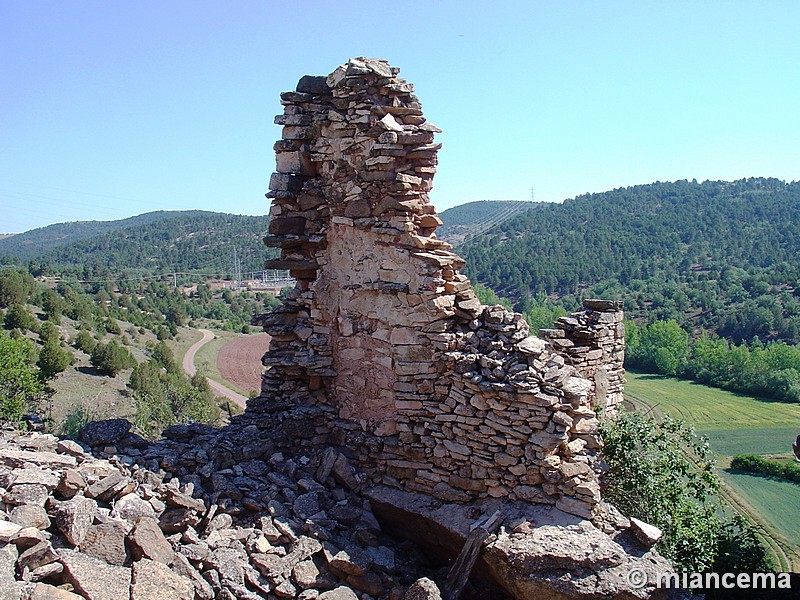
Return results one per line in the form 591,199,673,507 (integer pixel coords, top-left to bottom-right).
0,200,531,281
461,178,800,342
437,200,535,244
1,212,274,279
0,211,210,259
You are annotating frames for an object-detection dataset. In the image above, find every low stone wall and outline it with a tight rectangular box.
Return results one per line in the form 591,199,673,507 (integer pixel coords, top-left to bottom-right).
541,299,626,415
252,58,624,520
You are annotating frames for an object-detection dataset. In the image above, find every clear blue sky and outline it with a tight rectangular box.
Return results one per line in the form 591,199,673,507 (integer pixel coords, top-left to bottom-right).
2,1,799,233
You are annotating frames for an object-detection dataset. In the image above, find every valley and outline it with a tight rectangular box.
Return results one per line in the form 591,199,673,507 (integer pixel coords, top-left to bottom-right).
2,178,799,580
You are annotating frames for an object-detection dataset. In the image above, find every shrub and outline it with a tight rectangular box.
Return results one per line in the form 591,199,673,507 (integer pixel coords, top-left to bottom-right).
37,339,72,379
129,360,219,437
601,411,719,571
61,407,91,438
3,303,36,332
714,515,775,573
74,330,96,354
0,332,44,422
730,454,800,484
0,270,34,307
105,318,121,335
602,412,774,573
90,341,135,377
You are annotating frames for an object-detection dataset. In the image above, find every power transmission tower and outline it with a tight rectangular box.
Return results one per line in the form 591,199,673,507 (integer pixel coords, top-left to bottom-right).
232,248,242,288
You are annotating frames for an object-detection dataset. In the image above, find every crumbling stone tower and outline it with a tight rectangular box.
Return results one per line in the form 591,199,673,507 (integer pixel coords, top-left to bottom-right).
253,58,625,519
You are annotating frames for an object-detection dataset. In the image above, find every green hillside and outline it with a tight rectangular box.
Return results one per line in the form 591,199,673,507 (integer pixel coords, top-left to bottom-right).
437,200,535,244
1,199,533,282
0,211,210,259
460,178,800,342
1,211,275,279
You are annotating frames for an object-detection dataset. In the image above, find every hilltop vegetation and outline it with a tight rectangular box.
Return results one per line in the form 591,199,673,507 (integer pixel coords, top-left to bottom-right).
0,267,281,433
461,178,800,343
437,200,534,244
1,202,535,281
0,211,276,279
0,210,210,259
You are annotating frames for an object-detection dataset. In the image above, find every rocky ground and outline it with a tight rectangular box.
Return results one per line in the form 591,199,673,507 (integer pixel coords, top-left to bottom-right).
0,420,450,600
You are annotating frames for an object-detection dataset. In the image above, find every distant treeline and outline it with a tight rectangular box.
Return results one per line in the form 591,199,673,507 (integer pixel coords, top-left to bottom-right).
627,319,800,403
0,267,280,338
0,212,276,280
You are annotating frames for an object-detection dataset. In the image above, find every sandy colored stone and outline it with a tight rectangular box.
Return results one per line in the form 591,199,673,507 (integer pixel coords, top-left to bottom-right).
131,558,193,600
59,548,131,600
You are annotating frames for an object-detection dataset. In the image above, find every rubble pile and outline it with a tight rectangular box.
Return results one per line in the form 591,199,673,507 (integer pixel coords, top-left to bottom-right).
0,422,443,600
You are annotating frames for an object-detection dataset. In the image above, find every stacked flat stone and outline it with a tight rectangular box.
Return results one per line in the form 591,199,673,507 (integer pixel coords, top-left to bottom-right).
0,423,441,600
540,299,625,415
253,58,622,520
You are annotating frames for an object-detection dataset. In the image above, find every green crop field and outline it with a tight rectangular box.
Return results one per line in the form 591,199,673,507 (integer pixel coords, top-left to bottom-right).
722,471,800,547
624,371,800,567
625,371,800,432
625,370,800,459
701,428,799,458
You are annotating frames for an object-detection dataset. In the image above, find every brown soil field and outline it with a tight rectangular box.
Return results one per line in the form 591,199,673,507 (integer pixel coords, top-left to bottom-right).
216,333,271,396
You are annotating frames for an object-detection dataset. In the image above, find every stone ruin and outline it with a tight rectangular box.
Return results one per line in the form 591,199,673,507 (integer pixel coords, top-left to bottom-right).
253,57,626,521
0,58,673,600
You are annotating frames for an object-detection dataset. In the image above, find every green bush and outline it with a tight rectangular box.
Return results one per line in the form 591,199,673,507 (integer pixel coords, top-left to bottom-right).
602,412,774,573
74,330,97,354
61,407,91,438
730,454,800,483
90,341,135,377
714,515,775,573
129,360,219,437
104,318,121,335
38,321,59,344
0,332,45,422
37,339,72,379
0,270,35,307
3,303,36,332
601,411,720,571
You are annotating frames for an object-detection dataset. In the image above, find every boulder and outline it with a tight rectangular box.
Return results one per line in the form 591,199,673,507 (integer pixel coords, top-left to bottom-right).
128,517,175,564
630,517,663,547
59,548,132,600
131,558,194,600
29,583,84,599
79,521,129,566
318,587,359,600
404,578,442,600
53,496,97,546
78,419,132,447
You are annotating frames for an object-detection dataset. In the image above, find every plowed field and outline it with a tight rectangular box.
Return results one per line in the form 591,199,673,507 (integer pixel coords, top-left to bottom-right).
217,333,271,396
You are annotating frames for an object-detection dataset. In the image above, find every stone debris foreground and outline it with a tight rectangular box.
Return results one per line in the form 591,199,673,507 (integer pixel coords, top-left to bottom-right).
255,56,625,519
0,424,446,600
0,421,671,600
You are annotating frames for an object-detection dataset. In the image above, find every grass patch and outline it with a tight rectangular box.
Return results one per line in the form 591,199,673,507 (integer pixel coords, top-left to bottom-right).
722,470,800,547
699,428,799,458
625,370,800,565
169,327,204,367
625,371,800,431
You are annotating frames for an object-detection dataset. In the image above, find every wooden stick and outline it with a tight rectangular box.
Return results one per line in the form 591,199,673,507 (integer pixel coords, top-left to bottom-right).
443,510,504,600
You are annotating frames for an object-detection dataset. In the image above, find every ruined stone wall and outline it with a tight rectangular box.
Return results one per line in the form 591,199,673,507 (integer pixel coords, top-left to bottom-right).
252,58,621,519
541,299,626,415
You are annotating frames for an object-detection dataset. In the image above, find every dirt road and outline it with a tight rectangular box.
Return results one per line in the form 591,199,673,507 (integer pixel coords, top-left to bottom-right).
183,329,248,409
